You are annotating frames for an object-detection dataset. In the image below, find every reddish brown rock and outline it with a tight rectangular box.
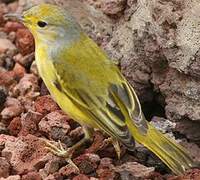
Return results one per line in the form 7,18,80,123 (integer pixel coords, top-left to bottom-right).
13,73,39,97
101,0,127,16
16,28,34,55
85,131,105,154
1,134,52,175
1,97,23,121
8,117,22,136
12,62,26,79
59,164,79,177
21,171,42,180
13,52,35,68
39,110,70,141
69,127,83,140
168,169,200,180
73,174,90,180
0,134,16,146
74,153,100,174
0,38,16,53
114,162,155,179
42,157,63,177
96,158,116,179
0,11,4,27
0,157,10,178
34,95,60,115
4,21,24,33
18,110,42,136
0,175,21,180
0,70,16,87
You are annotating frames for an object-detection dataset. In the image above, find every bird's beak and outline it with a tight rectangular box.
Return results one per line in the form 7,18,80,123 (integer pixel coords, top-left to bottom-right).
3,13,24,22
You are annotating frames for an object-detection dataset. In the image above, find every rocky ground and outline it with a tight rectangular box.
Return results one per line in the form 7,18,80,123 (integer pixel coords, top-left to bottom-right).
0,0,200,179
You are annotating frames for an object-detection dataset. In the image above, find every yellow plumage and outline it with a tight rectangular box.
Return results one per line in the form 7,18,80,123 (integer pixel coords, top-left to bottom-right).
7,3,196,175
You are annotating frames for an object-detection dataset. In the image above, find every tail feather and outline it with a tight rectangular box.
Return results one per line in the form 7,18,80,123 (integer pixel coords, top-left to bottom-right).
127,122,195,175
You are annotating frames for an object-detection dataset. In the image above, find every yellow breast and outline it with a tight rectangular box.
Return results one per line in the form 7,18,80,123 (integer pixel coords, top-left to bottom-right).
35,45,97,127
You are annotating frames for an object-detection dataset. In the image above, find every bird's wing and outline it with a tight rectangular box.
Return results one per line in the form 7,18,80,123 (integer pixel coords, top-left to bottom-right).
51,35,148,148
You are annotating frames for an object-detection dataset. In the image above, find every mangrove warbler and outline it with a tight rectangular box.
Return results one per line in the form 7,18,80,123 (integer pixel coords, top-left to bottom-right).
5,4,196,175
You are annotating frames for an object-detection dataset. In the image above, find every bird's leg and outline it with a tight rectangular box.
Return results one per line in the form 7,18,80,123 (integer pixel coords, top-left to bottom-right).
43,126,93,170
104,137,121,159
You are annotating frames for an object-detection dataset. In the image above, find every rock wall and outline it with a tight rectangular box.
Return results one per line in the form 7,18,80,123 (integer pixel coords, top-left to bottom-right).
20,0,200,142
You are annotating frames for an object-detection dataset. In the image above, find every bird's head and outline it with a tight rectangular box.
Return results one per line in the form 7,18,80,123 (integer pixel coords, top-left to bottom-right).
5,4,81,43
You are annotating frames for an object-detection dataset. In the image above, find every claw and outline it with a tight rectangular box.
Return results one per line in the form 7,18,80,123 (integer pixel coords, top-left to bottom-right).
104,137,121,159
42,139,79,171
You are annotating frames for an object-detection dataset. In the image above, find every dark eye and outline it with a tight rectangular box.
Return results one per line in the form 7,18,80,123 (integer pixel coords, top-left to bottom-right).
37,21,47,28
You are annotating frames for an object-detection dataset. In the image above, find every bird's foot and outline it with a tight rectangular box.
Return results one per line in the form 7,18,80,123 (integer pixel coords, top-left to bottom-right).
43,139,79,171
104,137,121,159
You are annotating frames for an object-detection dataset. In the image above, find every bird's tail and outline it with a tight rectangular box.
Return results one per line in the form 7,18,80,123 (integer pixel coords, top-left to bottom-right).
127,121,195,175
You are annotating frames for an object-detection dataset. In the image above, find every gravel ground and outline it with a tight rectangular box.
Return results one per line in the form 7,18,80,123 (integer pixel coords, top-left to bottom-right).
0,0,200,179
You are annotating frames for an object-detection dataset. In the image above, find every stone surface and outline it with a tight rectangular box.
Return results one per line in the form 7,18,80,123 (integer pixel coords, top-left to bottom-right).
0,0,200,179
15,28,34,55
0,38,16,53
39,110,71,141
74,153,100,174
1,97,23,121
114,162,155,179
0,175,21,180
7,117,21,136
101,0,127,15
0,157,10,178
34,95,60,115
1,134,52,175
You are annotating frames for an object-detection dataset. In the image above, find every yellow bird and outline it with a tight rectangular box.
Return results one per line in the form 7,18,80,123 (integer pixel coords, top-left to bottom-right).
5,4,196,175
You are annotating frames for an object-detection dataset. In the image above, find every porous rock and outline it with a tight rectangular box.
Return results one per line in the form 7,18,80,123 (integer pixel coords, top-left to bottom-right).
1,134,52,174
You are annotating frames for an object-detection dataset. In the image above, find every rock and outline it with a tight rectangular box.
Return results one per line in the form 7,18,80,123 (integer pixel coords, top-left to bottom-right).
150,116,176,134
1,97,23,121
101,0,127,16
114,162,155,179
8,31,16,43
0,38,16,53
21,171,42,180
12,73,39,97
0,157,10,178
168,169,200,180
74,153,100,174
0,175,21,180
180,140,200,163
1,0,16,4
39,110,70,141
175,120,200,141
0,86,7,108
0,71,16,87
85,131,105,154
0,134,16,147
12,62,26,79
73,174,90,180
18,110,42,136
13,52,35,68
8,117,22,136
40,82,49,96
34,95,60,115
69,127,83,140
0,122,8,134
3,21,24,33
15,28,34,55
0,48,17,70
1,134,52,175
58,164,79,177
41,157,63,178
96,158,116,179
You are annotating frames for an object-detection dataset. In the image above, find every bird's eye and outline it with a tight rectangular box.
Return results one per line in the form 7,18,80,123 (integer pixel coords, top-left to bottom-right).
37,21,47,28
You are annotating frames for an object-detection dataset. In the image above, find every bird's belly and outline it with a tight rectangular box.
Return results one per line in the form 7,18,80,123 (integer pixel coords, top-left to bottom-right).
35,57,96,128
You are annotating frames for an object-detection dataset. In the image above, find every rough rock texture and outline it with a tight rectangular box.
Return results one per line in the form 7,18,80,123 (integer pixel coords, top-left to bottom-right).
0,0,200,179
